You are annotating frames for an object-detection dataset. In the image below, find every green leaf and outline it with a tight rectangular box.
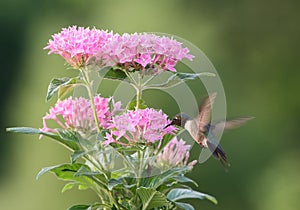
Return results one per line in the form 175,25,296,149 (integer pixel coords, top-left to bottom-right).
137,187,169,210
145,72,215,89
6,127,80,151
74,166,107,186
37,164,95,193
101,67,128,81
6,127,42,135
110,168,136,180
62,182,89,193
149,166,191,188
108,178,123,190
176,72,215,79
78,184,89,190
56,129,83,150
58,84,76,100
36,163,79,180
74,165,104,178
62,182,76,193
70,150,92,164
68,204,92,210
167,188,217,204
127,99,148,110
174,202,194,210
46,77,78,101
173,175,198,187
68,203,110,210
36,163,92,184
108,177,135,190
57,129,80,143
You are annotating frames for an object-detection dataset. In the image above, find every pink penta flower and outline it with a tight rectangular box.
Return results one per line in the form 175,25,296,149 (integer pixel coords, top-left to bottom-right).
44,26,113,68
41,96,121,135
100,33,194,73
156,137,197,168
104,108,176,145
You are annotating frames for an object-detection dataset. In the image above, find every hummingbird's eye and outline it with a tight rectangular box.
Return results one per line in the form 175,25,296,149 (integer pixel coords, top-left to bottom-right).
174,116,182,124
169,115,182,127
174,115,180,120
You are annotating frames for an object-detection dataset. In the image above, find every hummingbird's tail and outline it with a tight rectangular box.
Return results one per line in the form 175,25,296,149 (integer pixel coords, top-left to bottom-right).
207,141,231,168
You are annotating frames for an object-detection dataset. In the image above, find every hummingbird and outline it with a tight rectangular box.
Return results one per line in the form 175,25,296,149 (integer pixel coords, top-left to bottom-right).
165,92,254,167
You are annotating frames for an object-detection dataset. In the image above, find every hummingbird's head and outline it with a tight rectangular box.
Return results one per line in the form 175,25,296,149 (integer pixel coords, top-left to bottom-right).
170,115,182,127
165,113,191,128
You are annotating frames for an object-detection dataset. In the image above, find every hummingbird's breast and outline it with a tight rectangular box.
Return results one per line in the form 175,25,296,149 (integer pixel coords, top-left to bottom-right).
184,119,199,141
184,119,207,146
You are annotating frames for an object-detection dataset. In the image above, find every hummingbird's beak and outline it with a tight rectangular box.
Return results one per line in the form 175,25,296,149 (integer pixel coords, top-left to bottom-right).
164,121,174,129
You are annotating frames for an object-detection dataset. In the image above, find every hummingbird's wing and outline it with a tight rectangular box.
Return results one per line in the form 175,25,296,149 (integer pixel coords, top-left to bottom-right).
211,117,254,135
198,92,217,132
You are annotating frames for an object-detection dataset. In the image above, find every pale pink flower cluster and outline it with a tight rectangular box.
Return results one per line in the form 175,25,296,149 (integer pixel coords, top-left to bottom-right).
100,33,194,72
156,137,197,168
105,108,176,145
45,26,193,72
44,26,113,68
41,96,121,134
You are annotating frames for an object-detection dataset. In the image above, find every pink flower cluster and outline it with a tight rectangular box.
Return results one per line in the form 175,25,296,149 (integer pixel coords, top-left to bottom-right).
45,26,193,72
100,33,194,72
44,26,113,68
105,108,176,145
41,96,121,134
156,137,197,168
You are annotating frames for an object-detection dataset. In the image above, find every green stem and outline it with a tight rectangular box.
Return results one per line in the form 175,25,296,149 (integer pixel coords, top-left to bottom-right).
136,88,141,110
83,154,106,178
135,72,142,110
142,74,156,87
80,69,101,134
125,70,138,86
136,148,146,188
79,68,109,169
55,143,114,208
92,178,120,210
115,150,138,177
136,150,141,187
123,70,143,110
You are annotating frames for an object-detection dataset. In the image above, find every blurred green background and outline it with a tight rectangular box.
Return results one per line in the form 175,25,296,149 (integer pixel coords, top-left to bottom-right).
1,0,299,209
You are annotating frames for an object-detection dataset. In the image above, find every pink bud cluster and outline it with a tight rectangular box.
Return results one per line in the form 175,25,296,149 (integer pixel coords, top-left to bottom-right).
105,108,177,145
41,96,121,134
156,137,197,168
45,26,193,72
